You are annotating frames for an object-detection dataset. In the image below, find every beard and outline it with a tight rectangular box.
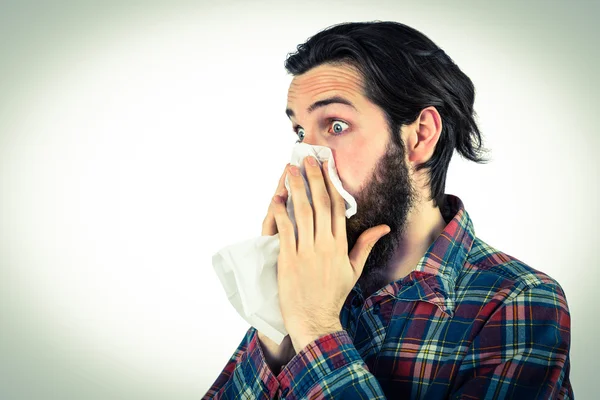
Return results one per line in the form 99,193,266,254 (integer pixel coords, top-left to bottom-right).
344,137,419,297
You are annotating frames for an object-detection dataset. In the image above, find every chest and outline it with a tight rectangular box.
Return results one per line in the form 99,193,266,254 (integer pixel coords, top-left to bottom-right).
341,297,486,398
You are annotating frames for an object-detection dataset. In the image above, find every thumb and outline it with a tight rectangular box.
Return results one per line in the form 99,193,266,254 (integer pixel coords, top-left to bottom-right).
348,225,391,277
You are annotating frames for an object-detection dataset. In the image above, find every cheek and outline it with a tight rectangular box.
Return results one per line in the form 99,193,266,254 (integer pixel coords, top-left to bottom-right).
331,150,375,198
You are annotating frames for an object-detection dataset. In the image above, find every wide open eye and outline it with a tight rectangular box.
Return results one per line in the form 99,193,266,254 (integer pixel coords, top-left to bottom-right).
329,120,349,136
293,119,349,143
295,127,305,143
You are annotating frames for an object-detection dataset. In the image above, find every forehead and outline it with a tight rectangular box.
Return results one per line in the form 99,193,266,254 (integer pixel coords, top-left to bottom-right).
286,64,365,108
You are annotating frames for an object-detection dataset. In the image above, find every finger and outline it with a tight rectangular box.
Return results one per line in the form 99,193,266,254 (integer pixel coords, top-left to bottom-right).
322,160,348,249
288,164,314,252
262,208,277,236
274,163,291,198
262,163,290,236
303,156,331,243
348,226,390,277
272,194,296,254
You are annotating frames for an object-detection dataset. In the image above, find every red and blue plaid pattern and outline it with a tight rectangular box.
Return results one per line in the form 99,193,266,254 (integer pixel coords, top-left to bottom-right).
204,194,573,399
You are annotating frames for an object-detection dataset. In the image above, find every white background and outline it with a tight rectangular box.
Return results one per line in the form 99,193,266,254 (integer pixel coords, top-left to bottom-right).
0,0,597,398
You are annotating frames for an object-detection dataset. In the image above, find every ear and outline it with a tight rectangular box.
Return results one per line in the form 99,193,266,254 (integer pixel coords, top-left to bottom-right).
406,106,443,164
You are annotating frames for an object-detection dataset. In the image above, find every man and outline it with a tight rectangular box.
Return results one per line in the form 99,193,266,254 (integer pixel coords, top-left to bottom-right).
204,21,572,399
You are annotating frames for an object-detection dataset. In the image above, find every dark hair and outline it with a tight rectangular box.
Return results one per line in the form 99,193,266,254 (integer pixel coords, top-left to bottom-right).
284,21,491,208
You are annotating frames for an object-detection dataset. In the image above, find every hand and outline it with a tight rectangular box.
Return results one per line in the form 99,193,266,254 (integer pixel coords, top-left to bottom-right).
258,162,295,373
272,157,391,352
262,162,290,237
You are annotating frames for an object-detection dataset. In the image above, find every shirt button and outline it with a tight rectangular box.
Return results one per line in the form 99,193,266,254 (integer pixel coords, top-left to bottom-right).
373,303,381,314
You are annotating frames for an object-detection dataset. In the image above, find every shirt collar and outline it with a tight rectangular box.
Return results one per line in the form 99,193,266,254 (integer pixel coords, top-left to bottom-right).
353,194,476,317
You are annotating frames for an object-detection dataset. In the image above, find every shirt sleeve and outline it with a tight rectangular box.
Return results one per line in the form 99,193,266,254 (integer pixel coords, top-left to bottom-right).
202,327,280,399
277,330,387,400
451,282,573,399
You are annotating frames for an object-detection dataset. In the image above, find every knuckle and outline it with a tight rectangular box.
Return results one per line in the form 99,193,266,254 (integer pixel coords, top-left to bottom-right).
355,237,367,249
278,221,293,234
318,193,331,208
297,203,312,215
316,238,335,252
273,203,285,216
296,252,307,262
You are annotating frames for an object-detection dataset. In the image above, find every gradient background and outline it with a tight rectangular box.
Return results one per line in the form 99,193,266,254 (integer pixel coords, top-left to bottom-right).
0,1,597,399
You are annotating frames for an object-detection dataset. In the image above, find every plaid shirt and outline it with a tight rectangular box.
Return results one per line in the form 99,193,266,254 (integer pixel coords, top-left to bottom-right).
204,194,573,399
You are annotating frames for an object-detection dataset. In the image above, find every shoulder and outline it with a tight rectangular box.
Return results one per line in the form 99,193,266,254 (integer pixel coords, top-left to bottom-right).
456,236,569,311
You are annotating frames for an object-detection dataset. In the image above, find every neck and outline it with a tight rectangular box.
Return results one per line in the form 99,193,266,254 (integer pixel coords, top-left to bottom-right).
357,199,448,298
387,200,447,282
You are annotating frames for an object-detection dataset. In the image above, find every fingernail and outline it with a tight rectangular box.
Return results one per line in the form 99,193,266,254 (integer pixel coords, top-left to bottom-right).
307,156,317,166
290,165,300,176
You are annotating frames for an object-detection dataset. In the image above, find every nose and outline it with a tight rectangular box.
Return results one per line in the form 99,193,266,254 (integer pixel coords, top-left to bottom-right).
298,131,328,147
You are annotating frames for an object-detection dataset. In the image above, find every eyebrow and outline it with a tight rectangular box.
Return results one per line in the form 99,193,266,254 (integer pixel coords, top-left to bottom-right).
285,96,357,119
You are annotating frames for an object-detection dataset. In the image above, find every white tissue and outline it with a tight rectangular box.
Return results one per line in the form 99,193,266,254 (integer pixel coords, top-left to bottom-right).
212,143,357,344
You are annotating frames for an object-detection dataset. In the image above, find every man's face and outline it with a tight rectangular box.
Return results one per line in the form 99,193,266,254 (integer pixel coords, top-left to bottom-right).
286,63,419,292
